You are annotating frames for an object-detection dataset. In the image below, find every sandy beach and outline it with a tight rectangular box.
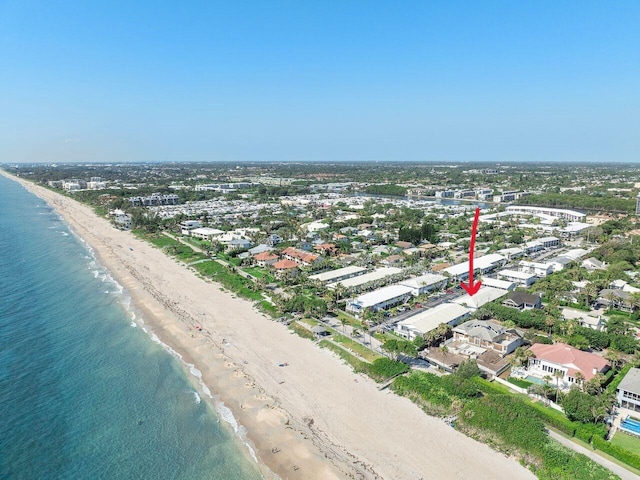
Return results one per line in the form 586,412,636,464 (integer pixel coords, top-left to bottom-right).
5,172,536,480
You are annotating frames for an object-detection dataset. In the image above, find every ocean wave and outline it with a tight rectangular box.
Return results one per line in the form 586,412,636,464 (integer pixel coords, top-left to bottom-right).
192,391,202,404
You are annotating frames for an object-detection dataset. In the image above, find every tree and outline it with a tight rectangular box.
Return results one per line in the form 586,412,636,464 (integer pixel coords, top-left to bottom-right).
553,370,564,403
340,318,347,333
574,371,585,392
456,359,481,379
562,388,610,424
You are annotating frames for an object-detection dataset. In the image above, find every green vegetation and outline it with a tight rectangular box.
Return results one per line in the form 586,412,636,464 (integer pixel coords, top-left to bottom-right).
508,377,534,389
332,334,381,362
363,184,407,196
289,322,316,340
517,192,634,214
458,395,617,479
319,341,407,382
611,432,640,456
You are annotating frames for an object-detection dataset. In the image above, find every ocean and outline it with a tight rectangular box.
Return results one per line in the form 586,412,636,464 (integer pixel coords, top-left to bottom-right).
0,176,262,479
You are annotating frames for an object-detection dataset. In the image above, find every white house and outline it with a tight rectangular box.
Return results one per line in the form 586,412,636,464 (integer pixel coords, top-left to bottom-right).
451,286,509,310
308,266,367,284
519,260,554,278
191,227,224,241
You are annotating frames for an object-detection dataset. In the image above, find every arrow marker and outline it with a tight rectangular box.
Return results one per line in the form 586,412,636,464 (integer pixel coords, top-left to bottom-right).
460,207,482,296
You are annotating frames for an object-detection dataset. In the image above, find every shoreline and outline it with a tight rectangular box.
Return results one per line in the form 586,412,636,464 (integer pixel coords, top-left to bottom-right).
4,171,536,480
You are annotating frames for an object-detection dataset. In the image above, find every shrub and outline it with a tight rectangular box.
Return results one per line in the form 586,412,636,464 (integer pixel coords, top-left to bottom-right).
593,435,640,471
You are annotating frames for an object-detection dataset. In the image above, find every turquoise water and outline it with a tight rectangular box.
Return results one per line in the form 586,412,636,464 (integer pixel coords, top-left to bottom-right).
0,176,262,479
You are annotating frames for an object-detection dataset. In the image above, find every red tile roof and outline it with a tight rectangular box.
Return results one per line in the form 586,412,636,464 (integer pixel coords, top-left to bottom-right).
528,343,609,381
273,259,298,270
253,251,278,261
282,247,319,264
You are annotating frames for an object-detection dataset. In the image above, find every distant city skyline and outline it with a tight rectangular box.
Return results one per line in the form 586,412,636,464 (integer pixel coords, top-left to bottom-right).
1,1,639,164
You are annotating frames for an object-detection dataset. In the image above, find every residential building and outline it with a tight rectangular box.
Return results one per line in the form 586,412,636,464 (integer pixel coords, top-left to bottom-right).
180,220,203,235
398,273,447,296
452,320,524,356
395,303,470,340
617,367,640,413
561,308,605,331
281,247,319,266
253,251,279,267
346,285,413,316
526,343,610,389
519,260,554,278
190,227,224,241
308,266,367,284
451,286,509,310
481,277,515,291
496,269,536,288
505,206,586,222
502,291,542,310
327,267,402,290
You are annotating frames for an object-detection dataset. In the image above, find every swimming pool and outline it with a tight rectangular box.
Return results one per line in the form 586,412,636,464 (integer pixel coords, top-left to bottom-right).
620,416,640,437
525,375,549,386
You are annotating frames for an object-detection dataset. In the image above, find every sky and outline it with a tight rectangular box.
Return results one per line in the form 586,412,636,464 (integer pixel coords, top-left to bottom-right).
0,1,639,164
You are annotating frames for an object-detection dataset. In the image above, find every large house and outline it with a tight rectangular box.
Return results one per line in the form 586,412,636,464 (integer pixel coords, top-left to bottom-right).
452,319,524,356
496,269,536,288
526,343,610,389
502,291,542,310
281,247,319,266
617,367,640,413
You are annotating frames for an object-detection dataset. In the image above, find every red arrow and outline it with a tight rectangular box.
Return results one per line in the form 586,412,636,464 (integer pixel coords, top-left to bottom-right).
460,207,482,296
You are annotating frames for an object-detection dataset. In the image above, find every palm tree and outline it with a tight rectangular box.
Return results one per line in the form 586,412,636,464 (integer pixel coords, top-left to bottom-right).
545,315,555,336
542,375,553,405
574,371,585,392
440,345,449,357
583,282,597,308
340,318,347,333
553,370,563,403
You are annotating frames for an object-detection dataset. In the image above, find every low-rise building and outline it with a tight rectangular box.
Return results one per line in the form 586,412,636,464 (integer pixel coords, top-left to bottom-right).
398,273,447,296
561,308,606,331
519,260,554,278
526,343,610,390
395,303,471,340
502,291,542,310
346,285,413,316
308,266,367,284
496,269,536,288
452,319,524,356
617,367,640,413
451,286,509,310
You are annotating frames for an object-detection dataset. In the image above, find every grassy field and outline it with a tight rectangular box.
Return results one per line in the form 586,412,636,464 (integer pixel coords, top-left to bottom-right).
612,431,640,455
242,266,275,283
331,334,381,362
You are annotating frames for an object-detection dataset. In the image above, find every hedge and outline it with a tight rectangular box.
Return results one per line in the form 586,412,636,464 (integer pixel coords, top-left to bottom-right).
593,435,640,471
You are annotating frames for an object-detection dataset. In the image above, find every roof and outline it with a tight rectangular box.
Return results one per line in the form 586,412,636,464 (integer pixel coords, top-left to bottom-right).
282,247,319,264
505,291,540,306
474,253,506,270
398,303,470,334
328,267,402,289
452,286,509,309
308,266,367,283
454,319,507,342
254,251,278,261
399,273,447,290
191,227,223,236
618,368,640,395
481,277,515,290
351,285,413,309
498,269,535,280
528,343,609,381
273,259,298,270
443,262,469,277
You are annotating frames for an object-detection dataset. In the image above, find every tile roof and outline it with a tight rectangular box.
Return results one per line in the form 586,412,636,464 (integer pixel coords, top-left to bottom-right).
529,343,609,381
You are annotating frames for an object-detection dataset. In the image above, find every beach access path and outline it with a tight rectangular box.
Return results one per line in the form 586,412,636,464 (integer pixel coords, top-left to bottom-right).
5,173,536,480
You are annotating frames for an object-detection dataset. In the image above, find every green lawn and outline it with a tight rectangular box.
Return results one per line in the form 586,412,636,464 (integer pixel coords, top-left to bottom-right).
612,431,640,455
332,333,381,362
242,266,275,283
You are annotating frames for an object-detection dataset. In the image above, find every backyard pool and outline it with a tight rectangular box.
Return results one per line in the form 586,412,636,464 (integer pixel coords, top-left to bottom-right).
525,375,548,386
620,416,640,437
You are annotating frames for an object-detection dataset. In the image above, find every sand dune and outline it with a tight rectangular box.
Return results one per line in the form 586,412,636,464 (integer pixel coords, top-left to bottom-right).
7,172,535,480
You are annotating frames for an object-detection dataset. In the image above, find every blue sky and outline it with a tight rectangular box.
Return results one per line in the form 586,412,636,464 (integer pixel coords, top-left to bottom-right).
1,1,638,163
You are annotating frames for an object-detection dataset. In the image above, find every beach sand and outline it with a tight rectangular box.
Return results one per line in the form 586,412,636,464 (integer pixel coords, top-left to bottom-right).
5,172,536,480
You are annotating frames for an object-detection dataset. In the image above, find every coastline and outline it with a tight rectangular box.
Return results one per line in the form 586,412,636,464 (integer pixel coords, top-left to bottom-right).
3,171,536,480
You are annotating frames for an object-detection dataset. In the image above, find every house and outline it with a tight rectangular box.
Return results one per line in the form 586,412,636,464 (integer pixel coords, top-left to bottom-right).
346,285,413,317
617,367,640,413
281,247,319,266
272,259,299,275
253,251,279,267
112,210,132,230
596,289,635,312
381,254,403,266
266,234,282,246
228,238,252,251
526,343,610,389
561,308,606,331
191,227,224,241
452,319,524,356
474,254,507,274
313,243,337,255
327,267,402,290
502,291,542,310
496,269,536,288
396,241,415,250
582,257,606,272
248,244,274,256
395,303,471,340
180,220,203,235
